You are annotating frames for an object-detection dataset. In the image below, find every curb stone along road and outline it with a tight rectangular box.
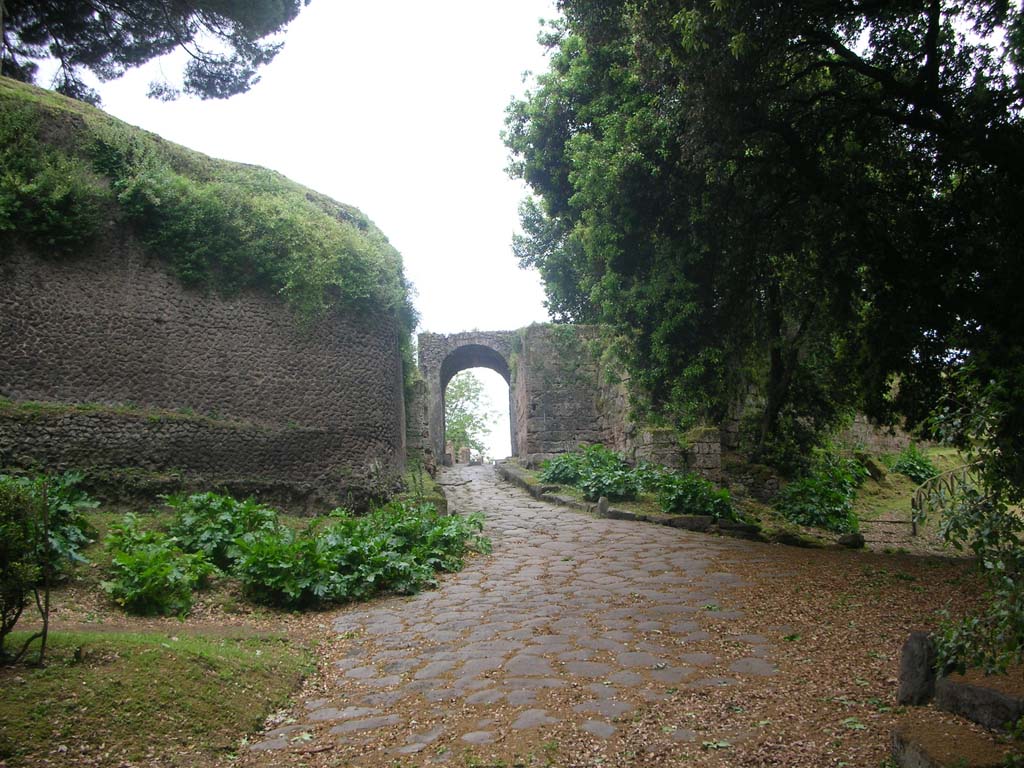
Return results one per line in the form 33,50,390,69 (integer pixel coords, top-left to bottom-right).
243,464,779,766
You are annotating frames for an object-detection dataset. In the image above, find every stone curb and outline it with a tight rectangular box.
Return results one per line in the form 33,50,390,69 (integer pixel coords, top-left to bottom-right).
935,675,1024,732
891,712,1012,768
495,460,791,546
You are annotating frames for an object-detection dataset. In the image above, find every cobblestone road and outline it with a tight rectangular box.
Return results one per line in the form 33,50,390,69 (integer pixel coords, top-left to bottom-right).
245,464,779,766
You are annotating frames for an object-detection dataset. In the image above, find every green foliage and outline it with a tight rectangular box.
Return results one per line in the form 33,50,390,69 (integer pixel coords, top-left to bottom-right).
101,514,215,617
540,444,641,501
0,78,417,346
657,472,734,520
0,102,107,253
233,502,490,609
505,1,1024,479
540,445,735,515
0,483,41,661
931,479,1024,674
166,492,279,569
538,450,587,486
89,118,415,326
0,471,98,578
2,1,309,104
889,444,939,485
774,451,867,533
444,371,496,458
915,381,1024,675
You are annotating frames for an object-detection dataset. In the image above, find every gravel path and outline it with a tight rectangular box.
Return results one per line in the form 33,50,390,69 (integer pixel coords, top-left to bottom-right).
240,464,786,766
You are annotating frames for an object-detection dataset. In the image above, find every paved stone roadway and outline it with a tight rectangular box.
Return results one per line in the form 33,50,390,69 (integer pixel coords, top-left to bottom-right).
247,464,778,765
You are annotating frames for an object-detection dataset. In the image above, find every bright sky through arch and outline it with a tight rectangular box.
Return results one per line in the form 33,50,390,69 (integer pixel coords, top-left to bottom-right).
79,1,558,458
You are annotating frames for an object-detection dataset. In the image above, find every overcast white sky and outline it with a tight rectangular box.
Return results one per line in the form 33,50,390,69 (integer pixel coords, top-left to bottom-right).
83,0,560,458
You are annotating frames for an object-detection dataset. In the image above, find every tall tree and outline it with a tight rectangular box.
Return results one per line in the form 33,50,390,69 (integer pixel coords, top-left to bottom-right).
444,371,496,459
505,0,1024,470
0,0,310,104
506,0,1024,672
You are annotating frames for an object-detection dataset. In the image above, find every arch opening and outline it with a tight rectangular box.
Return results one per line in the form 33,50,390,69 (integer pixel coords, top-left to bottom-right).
439,344,513,463
443,367,512,462
439,344,510,391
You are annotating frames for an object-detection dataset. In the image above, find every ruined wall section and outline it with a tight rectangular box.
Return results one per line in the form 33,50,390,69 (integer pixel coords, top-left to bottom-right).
836,414,914,455
513,325,607,466
0,244,407,508
513,325,722,480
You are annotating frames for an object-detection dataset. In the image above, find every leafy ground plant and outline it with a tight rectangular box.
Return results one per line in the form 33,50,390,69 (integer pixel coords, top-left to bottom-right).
233,502,490,609
657,472,735,520
0,482,41,662
0,472,97,577
888,443,939,485
166,492,279,569
102,513,215,616
540,444,641,501
775,451,867,533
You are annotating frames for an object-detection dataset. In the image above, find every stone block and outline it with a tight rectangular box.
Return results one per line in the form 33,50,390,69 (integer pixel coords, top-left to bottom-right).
897,632,937,705
665,515,713,532
935,674,1024,732
838,532,866,549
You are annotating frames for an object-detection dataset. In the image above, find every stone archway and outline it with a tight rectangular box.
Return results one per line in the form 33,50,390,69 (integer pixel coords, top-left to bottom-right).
418,331,519,465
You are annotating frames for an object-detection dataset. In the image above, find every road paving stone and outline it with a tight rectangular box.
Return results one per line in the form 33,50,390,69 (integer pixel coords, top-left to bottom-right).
244,464,778,764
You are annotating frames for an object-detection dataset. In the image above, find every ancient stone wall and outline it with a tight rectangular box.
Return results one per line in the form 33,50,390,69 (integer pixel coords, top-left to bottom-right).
506,325,722,480
0,243,407,509
836,414,914,455
512,325,607,466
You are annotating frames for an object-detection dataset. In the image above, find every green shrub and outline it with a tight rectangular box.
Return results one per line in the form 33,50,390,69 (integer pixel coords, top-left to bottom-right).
540,444,641,501
0,103,107,253
0,484,41,661
102,514,215,617
0,472,98,578
774,451,867,533
890,443,939,484
230,526,338,608
233,502,490,609
166,492,279,569
658,472,735,520
538,451,587,485
577,464,642,502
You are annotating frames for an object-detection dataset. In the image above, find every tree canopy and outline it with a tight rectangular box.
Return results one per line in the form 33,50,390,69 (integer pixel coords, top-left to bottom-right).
0,0,309,104
445,371,496,460
506,0,1024,672
505,0,1024,472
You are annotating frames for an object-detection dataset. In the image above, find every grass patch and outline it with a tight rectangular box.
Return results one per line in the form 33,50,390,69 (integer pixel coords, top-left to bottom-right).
397,460,448,515
0,629,312,766
855,447,963,526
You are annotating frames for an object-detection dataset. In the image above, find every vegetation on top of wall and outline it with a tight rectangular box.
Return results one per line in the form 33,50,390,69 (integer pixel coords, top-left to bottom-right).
0,77,416,336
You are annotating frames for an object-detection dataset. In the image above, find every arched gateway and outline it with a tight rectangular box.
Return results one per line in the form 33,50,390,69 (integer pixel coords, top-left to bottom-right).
409,325,722,479
417,331,519,465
